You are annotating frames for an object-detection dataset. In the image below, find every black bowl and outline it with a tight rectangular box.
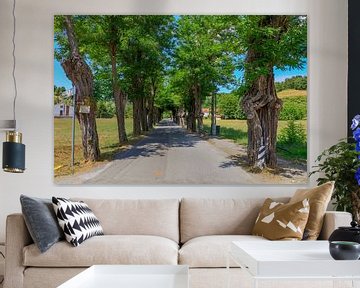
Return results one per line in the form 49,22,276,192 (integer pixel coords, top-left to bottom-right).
329,241,360,260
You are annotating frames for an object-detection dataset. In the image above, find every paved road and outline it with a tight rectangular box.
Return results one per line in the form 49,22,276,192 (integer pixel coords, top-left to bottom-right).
83,119,256,184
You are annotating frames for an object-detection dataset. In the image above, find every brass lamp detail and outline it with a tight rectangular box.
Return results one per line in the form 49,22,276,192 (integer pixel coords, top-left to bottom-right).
6,130,22,143
2,131,25,173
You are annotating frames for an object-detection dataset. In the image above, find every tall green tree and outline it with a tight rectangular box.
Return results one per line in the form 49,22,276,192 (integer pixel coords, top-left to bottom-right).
218,93,244,119
120,16,174,136
108,16,129,142
54,15,100,161
238,15,307,170
174,16,235,132
75,16,129,143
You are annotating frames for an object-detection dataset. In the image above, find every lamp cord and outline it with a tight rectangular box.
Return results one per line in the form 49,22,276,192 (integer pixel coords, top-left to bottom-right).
12,0,17,129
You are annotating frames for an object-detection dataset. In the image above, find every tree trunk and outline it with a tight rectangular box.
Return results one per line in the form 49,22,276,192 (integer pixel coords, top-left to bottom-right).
148,96,155,128
62,16,100,162
113,90,128,142
171,110,177,123
109,19,128,143
241,16,288,170
153,107,161,124
157,108,162,123
148,79,157,129
187,88,197,132
241,70,282,170
133,98,142,136
193,83,203,132
141,97,148,132
179,107,185,128
174,109,180,125
131,71,145,136
187,83,202,132
210,92,217,135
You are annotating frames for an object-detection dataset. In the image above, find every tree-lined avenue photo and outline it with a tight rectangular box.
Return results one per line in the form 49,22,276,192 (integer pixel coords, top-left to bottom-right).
54,15,307,185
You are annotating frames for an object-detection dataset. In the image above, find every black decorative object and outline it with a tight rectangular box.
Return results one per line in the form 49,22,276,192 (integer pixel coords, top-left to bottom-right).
329,241,360,260
329,221,360,244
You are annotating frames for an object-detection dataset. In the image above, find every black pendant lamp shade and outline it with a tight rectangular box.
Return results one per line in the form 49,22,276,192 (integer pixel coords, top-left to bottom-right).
2,131,25,173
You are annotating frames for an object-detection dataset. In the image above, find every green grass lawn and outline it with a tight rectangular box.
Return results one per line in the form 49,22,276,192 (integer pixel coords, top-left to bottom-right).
203,118,307,162
54,118,134,176
277,89,307,98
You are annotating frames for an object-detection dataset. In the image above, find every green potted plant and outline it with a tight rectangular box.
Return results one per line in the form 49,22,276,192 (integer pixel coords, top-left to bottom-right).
310,115,360,222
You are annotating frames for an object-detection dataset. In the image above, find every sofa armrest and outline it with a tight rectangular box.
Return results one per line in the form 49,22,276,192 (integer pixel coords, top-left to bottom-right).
318,211,352,240
4,214,33,288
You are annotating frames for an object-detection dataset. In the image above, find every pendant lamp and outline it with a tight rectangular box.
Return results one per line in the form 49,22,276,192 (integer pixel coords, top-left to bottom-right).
1,0,25,173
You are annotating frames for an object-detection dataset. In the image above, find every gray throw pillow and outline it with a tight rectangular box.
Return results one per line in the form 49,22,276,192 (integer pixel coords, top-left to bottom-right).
20,195,64,253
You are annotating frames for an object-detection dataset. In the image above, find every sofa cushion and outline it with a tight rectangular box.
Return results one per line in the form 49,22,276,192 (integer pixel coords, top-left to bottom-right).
72,198,179,243
52,197,104,247
23,235,178,267
20,195,64,253
179,235,267,268
252,198,310,240
290,181,334,240
180,198,289,243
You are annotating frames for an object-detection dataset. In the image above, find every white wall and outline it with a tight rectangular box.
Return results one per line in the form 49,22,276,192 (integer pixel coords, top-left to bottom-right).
0,0,348,242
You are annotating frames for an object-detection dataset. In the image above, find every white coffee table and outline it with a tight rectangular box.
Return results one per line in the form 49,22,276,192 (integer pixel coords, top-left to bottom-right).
57,265,189,288
228,241,360,288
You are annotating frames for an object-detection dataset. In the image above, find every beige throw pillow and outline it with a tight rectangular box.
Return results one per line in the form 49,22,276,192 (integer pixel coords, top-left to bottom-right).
289,181,334,240
252,198,310,240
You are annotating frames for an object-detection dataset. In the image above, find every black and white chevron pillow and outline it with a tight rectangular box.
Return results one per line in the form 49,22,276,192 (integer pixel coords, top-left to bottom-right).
52,197,104,247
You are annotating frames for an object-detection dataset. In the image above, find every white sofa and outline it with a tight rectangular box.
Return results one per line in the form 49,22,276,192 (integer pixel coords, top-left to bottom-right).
4,198,352,288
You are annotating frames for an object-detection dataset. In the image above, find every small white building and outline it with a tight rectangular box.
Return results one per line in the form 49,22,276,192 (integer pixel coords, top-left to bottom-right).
54,104,74,118
202,108,210,118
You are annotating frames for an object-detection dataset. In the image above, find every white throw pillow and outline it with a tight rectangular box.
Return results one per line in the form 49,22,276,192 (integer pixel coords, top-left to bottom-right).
52,197,103,247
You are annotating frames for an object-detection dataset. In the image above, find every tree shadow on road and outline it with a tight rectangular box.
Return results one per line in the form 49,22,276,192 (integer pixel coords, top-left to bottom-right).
219,154,248,169
114,143,167,160
156,120,179,127
219,151,307,183
113,126,202,160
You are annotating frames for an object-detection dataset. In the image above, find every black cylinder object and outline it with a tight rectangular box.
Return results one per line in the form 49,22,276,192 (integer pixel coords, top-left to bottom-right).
329,221,360,244
2,141,25,173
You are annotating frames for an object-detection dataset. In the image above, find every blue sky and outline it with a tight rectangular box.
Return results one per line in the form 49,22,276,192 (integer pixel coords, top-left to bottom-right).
54,59,307,92
54,60,72,90
274,64,307,82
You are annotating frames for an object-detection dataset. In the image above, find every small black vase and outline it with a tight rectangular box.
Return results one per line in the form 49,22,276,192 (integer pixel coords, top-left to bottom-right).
329,241,360,260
